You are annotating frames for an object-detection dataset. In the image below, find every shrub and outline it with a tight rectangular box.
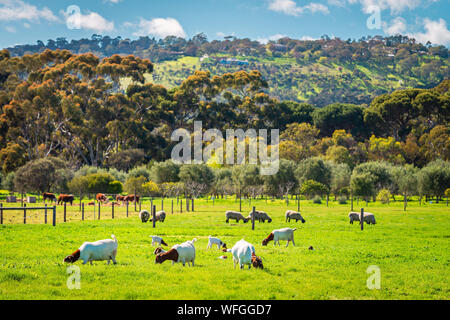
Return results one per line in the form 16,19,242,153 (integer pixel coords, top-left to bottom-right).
338,196,347,204
377,189,391,204
108,180,123,194
312,195,322,204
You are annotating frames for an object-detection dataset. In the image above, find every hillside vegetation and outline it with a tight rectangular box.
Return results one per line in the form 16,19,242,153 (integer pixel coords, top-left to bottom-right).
6,34,449,107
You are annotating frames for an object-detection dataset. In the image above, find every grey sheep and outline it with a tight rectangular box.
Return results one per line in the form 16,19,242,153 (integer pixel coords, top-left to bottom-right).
150,210,166,223
349,211,376,225
139,210,150,223
246,210,272,223
225,211,249,223
285,210,306,223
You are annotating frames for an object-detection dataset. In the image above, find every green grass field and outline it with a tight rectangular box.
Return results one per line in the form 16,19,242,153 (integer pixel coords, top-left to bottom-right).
0,198,448,300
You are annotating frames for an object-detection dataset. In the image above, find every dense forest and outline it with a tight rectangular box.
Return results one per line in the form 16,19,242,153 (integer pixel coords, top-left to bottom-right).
6,34,449,106
0,47,448,201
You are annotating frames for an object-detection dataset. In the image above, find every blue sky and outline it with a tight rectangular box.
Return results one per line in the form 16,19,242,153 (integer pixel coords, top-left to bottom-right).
0,0,449,49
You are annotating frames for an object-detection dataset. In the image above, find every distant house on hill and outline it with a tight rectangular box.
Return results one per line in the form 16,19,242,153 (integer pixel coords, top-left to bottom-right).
271,44,287,52
217,57,249,66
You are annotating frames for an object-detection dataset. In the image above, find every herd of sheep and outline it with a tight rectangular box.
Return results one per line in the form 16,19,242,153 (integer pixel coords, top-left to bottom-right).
63,209,376,269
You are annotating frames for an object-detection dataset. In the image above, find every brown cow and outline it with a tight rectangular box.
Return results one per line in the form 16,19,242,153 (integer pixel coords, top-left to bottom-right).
43,192,57,203
116,195,125,203
96,193,108,203
123,195,140,203
58,194,74,205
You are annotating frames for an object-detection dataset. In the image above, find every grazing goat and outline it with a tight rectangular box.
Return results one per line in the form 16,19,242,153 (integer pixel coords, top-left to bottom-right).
155,238,197,266
150,210,166,223
225,211,248,223
139,210,150,223
262,228,297,247
246,210,272,223
285,210,306,223
228,239,263,269
349,211,376,225
150,235,168,246
64,235,118,265
207,236,226,250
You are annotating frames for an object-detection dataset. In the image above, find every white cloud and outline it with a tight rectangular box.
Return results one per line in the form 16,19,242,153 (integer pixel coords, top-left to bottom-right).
408,18,450,45
0,0,58,22
383,17,407,35
133,17,186,38
256,33,287,44
62,10,115,33
268,0,329,16
346,0,422,14
5,25,15,33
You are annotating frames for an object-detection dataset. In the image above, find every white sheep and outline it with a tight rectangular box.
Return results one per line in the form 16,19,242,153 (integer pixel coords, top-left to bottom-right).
139,210,150,223
225,210,248,223
262,228,297,247
155,238,197,266
149,235,168,246
63,235,118,265
228,239,263,269
349,211,376,225
207,235,226,250
285,210,306,223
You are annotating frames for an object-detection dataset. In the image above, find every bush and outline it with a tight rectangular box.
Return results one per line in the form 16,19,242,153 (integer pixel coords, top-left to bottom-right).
108,180,123,194
338,196,347,204
312,195,322,204
377,189,391,204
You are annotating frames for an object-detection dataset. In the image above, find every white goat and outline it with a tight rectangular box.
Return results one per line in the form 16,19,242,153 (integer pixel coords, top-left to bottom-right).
228,239,263,269
207,235,226,250
155,238,197,266
149,235,168,246
64,235,118,265
262,228,297,247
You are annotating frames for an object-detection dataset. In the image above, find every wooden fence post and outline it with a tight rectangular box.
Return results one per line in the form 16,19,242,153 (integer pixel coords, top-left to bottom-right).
161,198,164,211
139,197,142,212
126,201,129,217
297,194,300,212
64,202,67,222
180,199,183,213
152,205,156,228
93,201,95,220
192,198,194,212
186,197,189,212
252,206,255,231
82,203,84,221
112,202,114,219
23,203,26,224
98,201,101,220
52,206,56,226
360,208,364,231
0,203,3,225
44,204,47,224
134,188,137,211
239,189,242,212
351,192,354,211
79,190,82,211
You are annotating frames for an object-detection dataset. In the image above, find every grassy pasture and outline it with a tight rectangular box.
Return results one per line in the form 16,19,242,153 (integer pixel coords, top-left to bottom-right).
0,198,448,300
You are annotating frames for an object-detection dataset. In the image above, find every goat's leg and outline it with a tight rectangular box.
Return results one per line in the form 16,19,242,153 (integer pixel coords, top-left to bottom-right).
286,240,289,247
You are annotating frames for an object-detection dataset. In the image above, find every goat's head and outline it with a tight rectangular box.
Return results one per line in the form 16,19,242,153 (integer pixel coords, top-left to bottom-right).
251,253,263,269
261,232,274,246
155,248,178,264
63,249,80,263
